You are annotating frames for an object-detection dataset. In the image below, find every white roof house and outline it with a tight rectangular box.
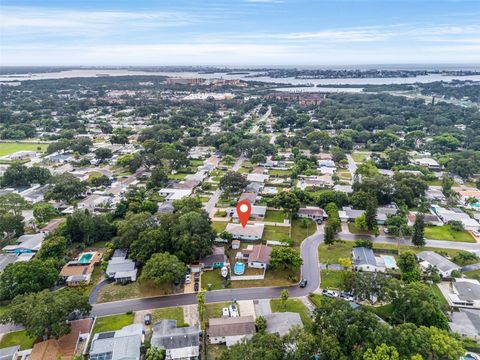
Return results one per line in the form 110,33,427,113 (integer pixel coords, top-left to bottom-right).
246,173,270,184
445,279,480,309
159,188,192,201
416,251,461,277
225,223,264,241
432,206,480,231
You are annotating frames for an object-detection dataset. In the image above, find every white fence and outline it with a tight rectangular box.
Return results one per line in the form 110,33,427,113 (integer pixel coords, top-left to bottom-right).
231,274,265,281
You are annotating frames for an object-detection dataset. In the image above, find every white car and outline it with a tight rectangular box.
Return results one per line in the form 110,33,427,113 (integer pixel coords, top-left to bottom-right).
185,274,191,284
322,289,338,298
229,304,239,317
222,307,230,317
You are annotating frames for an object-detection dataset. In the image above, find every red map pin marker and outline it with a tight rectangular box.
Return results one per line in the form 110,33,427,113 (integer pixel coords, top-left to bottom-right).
236,200,252,228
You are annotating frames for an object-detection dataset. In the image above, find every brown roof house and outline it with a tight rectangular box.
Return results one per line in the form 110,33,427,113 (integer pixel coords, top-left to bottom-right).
29,318,94,360
247,245,272,269
208,316,256,347
59,251,102,286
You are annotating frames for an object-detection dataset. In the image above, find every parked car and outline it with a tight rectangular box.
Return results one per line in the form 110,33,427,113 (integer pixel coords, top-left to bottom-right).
340,291,354,302
229,304,239,317
194,283,199,292
185,274,191,284
144,313,152,325
222,307,230,317
194,272,200,279
322,289,338,298
299,279,308,288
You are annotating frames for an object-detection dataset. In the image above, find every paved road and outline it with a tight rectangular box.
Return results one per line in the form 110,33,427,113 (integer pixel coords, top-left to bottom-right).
249,106,271,135
346,154,357,184
91,229,323,316
204,155,245,217
339,232,480,251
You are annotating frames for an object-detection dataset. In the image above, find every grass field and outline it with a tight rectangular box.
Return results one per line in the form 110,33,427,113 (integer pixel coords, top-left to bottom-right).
152,307,186,326
351,152,369,163
0,142,48,157
264,210,286,223
91,313,134,336
202,269,225,290
348,223,372,235
206,301,236,321
320,270,348,289
268,169,292,177
97,281,172,303
425,225,475,243
430,284,449,308
270,298,312,325
263,225,290,241
318,241,466,265
168,173,189,180
465,269,480,281
291,218,316,246
0,330,36,350
211,221,227,233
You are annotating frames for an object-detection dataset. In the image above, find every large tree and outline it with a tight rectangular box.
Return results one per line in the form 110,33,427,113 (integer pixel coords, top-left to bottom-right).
0,260,58,300
411,214,426,247
140,252,186,287
33,202,59,224
36,235,67,262
219,171,248,195
397,251,420,283
272,192,300,219
364,194,377,231
0,289,91,339
270,247,303,270
46,173,86,202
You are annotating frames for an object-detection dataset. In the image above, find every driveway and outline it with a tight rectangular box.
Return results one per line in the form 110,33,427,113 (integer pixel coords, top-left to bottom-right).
254,299,272,317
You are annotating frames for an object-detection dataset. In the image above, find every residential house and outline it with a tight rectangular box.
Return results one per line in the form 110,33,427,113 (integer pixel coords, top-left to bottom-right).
414,158,441,170
89,324,144,360
60,252,102,286
159,188,193,201
445,279,480,309
29,318,93,360
2,233,45,254
297,175,334,190
106,250,138,284
200,247,226,270
333,185,353,194
247,245,272,269
407,212,443,227
225,223,264,241
208,316,256,347
151,320,200,360
265,312,303,336
317,159,335,168
297,206,327,223
432,206,480,231
457,190,480,206
247,173,270,184
352,247,386,273
238,192,257,204
416,251,461,278
425,188,446,203
449,308,480,339
228,205,266,220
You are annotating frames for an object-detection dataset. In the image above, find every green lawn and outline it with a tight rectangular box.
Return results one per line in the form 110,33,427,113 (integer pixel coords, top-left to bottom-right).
321,270,347,289
318,241,466,265
97,281,172,303
190,159,204,167
264,210,286,223
348,223,372,235
211,221,227,233
268,169,291,177
0,330,36,350
0,142,48,157
351,152,369,163
367,303,395,322
308,294,324,308
168,173,188,180
206,302,236,321
152,307,186,326
291,218,316,246
430,284,449,308
91,313,134,336
425,225,475,243
207,344,227,360
263,225,290,241
337,171,352,180
427,179,443,186
465,269,480,281
202,269,225,290
270,298,311,325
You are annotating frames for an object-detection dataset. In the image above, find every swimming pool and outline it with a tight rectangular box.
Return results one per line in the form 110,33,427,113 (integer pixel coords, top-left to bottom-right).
382,255,397,269
234,262,245,275
78,253,94,264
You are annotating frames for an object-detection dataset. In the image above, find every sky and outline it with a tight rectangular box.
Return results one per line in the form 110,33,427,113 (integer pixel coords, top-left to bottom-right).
1,0,479,66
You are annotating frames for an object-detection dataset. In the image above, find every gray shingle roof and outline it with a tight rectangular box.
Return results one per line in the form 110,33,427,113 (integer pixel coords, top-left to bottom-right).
352,247,377,267
151,320,200,350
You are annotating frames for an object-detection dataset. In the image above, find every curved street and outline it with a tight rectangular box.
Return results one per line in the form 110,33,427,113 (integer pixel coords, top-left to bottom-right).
91,230,323,316
91,227,480,317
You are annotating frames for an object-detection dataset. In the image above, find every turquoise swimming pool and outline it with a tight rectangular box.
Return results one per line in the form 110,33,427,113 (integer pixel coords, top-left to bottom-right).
78,253,94,264
234,262,245,275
